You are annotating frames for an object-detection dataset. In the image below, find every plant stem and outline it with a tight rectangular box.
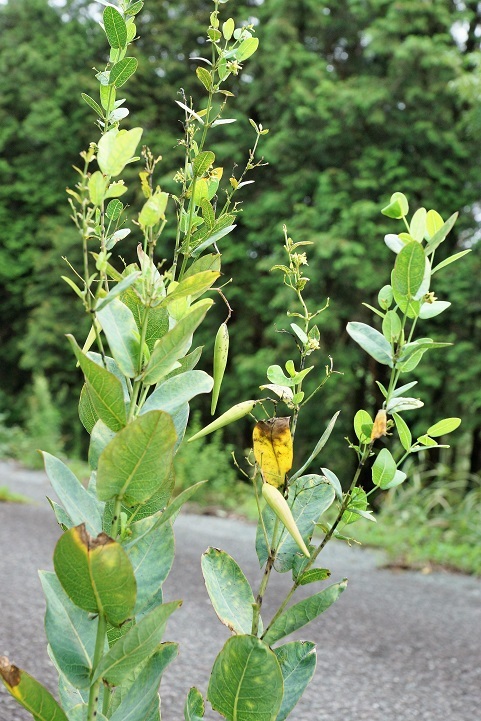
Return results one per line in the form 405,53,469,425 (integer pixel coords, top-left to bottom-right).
262,448,370,639
251,517,279,635
87,613,107,721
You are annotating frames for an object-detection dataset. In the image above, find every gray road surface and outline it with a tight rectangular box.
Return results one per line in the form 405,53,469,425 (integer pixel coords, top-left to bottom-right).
0,460,480,721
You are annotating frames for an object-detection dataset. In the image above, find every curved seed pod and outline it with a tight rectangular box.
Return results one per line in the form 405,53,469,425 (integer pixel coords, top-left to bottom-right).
188,400,257,442
211,322,229,415
262,483,310,558
253,417,293,488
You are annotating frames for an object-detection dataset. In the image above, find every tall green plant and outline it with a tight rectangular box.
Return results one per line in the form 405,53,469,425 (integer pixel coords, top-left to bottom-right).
0,2,466,721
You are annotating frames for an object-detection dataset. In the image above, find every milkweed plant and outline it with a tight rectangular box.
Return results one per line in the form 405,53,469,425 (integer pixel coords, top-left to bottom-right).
0,1,467,720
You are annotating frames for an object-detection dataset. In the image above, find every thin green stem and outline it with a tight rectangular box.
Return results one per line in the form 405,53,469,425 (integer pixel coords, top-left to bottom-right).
87,614,107,721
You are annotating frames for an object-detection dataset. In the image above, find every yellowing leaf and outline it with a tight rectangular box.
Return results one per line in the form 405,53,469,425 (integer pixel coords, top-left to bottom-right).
253,417,293,488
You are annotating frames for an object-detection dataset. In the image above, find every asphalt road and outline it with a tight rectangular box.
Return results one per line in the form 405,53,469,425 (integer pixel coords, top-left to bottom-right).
0,460,480,721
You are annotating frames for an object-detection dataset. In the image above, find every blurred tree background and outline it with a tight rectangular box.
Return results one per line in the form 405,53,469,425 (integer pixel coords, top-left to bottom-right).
1,0,480,485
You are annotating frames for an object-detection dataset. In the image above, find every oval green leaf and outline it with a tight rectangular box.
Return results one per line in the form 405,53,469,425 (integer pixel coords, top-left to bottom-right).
426,417,461,437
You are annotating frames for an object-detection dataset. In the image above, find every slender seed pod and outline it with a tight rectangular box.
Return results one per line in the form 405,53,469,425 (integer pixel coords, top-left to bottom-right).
211,322,229,415
261,483,310,558
188,400,257,442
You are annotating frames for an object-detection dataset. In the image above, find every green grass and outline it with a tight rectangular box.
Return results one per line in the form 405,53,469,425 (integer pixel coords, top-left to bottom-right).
0,485,31,504
355,464,481,576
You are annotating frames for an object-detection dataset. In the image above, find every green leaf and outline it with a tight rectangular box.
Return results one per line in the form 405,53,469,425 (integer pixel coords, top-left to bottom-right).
425,212,458,253
393,413,412,452
372,448,397,489
381,192,408,218
42,452,103,535
160,271,220,308
95,272,141,312
341,487,367,525
266,364,313,388
126,1,144,16
79,384,98,434
263,581,347,645
68,335,127,432
426,209,444,238
190,224,237,257
273,642,316,721
353,409,373,444
392,241,426,299
142,371,213,416
184,687,204,721
155,481,208,528
382,310,402,343
346,322,393,366
124,516,174,616
142,300,213,385
290,411,340,483
96,298,140,378
92,600,181,685
53,524,136,626
39,571,96,689
378,284,393,310
383,469,407,489
392,285,421,319
320,467,343,500
109,57,138,87
122,288,169,354
297,568,331,586
392,381,418,397
196,67,213,92
222,18,235,41
96,410,177,505
208,635,283,721
256,475,335,572
201,548,259,635
109,644,178,721
0,659,69,721
193,151,215,178
103,6,127,48
236,37,259,61
432,249,471,274
106,198,124,221
88,420,116,471
419,301,451,319
88,170,107,206
387,396,424,413
97,127,143,177
139,189,169,227
426,417,461,437
409,207,427,241
81,93,104,118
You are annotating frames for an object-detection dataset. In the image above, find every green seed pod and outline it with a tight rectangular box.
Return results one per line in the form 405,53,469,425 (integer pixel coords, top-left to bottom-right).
261,483,310,558
188,400,257,442
211,322,229,415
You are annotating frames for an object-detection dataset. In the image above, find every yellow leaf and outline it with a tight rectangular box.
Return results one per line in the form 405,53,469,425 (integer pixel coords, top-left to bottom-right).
253,417,293,488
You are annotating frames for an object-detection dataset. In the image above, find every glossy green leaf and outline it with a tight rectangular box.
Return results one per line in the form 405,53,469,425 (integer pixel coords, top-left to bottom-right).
393,412,412,451
425,212,458,253
184,687,204,721
381,192,408,219
142,370,213,416
372,448,397,489
256,475,335,572
426,417,461,437
426,209,444,238
382,310,402,343
96,410,177,505
103,6,127,48
97,127,143,177
109,643,178,721
42,452,102,535
409,207,426,241
142,301,213,385
81,93,104,118
392,241,426,299
54,525,136,627
432,249,471,274
96,298,140,378
88,170,107,206
208,635,283,721
346,322,393,366
110,57,138,87
0,658,69,721
161,272,219,308
92,600,181,685
88,420,116,471
39,571,96,689
290,411,340,483
124,516,174,616
68,335,126,432
263,580,347,645
236,37,259,61
297,568,331,586
320,467,343,500
266,364,313,388
419,300,451,319
353,409,373,444
201,548,259,635
274,641,316,721
193,151,215,177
